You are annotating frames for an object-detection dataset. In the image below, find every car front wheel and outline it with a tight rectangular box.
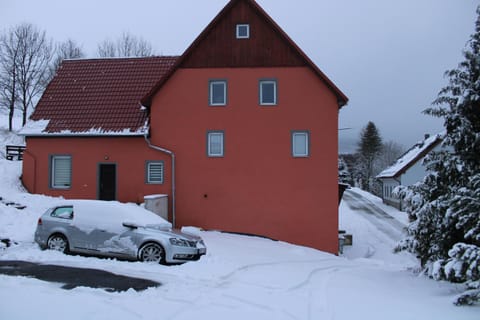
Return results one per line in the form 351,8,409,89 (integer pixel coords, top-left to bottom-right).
47,234,69,253
139,243,164,264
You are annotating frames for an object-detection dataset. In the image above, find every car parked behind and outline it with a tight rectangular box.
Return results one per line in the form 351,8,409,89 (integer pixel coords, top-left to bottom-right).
34,200,206,264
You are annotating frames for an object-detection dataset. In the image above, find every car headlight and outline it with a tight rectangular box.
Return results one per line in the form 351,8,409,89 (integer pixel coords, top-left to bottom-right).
169,238,190,246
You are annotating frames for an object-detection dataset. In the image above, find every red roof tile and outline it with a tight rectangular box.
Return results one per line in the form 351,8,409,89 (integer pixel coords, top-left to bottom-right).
29,57,178,135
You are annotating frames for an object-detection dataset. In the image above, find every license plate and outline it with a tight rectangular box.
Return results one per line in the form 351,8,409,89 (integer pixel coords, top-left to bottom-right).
198,248,206,254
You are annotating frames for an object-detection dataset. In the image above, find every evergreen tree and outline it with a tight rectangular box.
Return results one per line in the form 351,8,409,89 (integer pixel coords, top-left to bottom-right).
399,7,480,305
338,156,353,185
356,121,383,192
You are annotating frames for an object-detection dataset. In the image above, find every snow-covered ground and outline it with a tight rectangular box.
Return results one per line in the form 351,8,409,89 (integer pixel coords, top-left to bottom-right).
348,187,410,225
0,117,478,319
0,114,24,159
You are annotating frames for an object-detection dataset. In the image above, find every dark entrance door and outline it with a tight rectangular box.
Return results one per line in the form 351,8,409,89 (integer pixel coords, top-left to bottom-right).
98,164,116,201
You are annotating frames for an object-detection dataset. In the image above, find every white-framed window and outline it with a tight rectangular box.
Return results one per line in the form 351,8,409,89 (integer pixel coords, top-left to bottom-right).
207,131,224,157
259,80,277,105
146,161,164,184
209,80,227,106
292,131,309,157
51,155,72,189
236,24,250,39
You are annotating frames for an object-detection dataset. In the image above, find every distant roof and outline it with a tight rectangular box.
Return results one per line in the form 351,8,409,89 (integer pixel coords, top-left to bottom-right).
376,133,445,179
21,57,178,136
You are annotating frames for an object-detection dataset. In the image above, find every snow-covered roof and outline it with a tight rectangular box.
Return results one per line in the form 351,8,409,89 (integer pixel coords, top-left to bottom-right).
376,133,444,179
19,119,149,137
20,57,178,136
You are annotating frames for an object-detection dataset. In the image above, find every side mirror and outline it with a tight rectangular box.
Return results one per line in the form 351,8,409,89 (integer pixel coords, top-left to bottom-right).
122,221,139,229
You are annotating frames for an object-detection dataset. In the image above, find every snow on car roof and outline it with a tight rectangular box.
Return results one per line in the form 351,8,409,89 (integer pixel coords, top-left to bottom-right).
55,200,172,234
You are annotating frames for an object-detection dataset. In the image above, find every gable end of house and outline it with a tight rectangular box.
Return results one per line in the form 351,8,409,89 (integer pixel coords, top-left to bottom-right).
141,0,348,108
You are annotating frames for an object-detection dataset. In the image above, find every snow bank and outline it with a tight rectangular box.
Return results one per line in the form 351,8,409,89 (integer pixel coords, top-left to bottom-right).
0,115,25,159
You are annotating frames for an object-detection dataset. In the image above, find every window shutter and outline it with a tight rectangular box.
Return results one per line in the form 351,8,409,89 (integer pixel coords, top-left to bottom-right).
53,156,71,188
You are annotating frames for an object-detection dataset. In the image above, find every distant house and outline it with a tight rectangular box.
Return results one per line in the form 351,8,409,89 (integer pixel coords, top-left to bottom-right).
19,0,348,253
376,133,444,209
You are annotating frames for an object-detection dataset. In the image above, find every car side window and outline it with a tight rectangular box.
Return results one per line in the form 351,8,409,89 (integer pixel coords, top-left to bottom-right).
51,206,74,220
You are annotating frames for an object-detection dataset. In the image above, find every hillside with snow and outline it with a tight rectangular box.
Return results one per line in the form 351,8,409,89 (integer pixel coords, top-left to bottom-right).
0,114,24,159
0,115,478,319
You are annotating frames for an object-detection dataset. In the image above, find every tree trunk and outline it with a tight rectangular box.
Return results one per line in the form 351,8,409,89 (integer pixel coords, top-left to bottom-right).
8,68,16,132
22,90,27,126
22,106,27,126
8,104,14,131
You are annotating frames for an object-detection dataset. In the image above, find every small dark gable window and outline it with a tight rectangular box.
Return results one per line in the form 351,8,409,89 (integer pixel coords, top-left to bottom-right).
236,24,250,39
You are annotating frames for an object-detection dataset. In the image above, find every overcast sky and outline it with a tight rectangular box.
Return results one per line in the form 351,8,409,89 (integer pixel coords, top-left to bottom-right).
1,0,478,152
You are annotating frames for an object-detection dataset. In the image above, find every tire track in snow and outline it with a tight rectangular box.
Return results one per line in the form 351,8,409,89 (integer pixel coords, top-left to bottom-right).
222,293,274,311
287,265,351,320
218,258,341,284
287,265,353,291
212,259,356,319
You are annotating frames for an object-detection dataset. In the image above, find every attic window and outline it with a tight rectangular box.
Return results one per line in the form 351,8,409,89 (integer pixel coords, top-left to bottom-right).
236,24,250,39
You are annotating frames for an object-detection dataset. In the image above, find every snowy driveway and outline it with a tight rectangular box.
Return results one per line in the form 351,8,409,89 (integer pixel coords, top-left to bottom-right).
342,189,406,242
339,188,411,262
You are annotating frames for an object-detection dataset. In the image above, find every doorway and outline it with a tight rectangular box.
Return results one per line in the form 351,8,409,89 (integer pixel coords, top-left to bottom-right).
98,164,116,201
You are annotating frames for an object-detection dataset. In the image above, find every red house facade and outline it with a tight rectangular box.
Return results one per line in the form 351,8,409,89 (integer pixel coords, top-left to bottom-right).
21,0,348,254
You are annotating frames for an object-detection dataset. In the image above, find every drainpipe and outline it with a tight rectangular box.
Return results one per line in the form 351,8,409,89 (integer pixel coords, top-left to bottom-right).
144,133,176,228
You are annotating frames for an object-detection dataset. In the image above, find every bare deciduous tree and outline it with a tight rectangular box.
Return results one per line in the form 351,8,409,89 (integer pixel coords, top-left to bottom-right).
0,23,53,129
97,38,116,58
376,140,405,173
0,28,20,131
48,39,85,81
97,32,154,57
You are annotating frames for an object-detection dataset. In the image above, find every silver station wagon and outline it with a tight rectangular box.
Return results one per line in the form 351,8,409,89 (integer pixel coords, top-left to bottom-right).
34,200,206,264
